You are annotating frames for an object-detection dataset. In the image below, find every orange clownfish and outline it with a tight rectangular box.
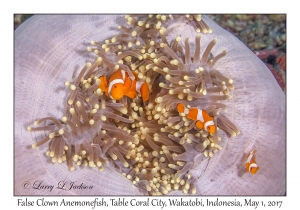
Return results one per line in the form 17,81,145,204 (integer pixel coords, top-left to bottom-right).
177,103,216,134
99,69,150,102
245,150,260,174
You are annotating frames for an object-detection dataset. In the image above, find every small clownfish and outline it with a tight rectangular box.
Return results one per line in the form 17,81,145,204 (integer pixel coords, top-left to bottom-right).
245,150,260,174
99,69,150,102
176,103,216,134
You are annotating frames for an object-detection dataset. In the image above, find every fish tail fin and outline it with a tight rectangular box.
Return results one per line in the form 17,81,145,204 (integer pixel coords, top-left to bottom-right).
177,103,185,113
99,76,108,95
140,82,150,102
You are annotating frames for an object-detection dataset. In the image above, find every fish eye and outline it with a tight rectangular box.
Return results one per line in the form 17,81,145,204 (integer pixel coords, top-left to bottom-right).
114,85,117,88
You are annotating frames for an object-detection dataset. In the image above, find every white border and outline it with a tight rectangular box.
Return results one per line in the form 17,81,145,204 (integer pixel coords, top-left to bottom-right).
6,1,295,209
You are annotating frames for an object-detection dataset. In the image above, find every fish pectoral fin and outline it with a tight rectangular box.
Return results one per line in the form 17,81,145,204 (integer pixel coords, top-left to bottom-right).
195,121,204,130
99,76,108,94
125,90,137,99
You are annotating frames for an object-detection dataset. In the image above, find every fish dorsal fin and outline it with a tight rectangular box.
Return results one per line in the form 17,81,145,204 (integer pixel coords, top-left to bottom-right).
201,109,212,122
187,108,198,121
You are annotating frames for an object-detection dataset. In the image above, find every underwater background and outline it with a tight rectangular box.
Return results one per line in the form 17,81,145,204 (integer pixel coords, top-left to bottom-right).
14,14,286,91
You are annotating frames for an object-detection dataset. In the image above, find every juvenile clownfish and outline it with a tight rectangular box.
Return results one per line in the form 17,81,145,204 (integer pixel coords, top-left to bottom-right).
176,103,216,134
245,150,260,174
99,69,150,102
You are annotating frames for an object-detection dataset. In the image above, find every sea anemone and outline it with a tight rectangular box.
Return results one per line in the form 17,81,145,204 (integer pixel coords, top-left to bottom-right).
15,15,285,195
